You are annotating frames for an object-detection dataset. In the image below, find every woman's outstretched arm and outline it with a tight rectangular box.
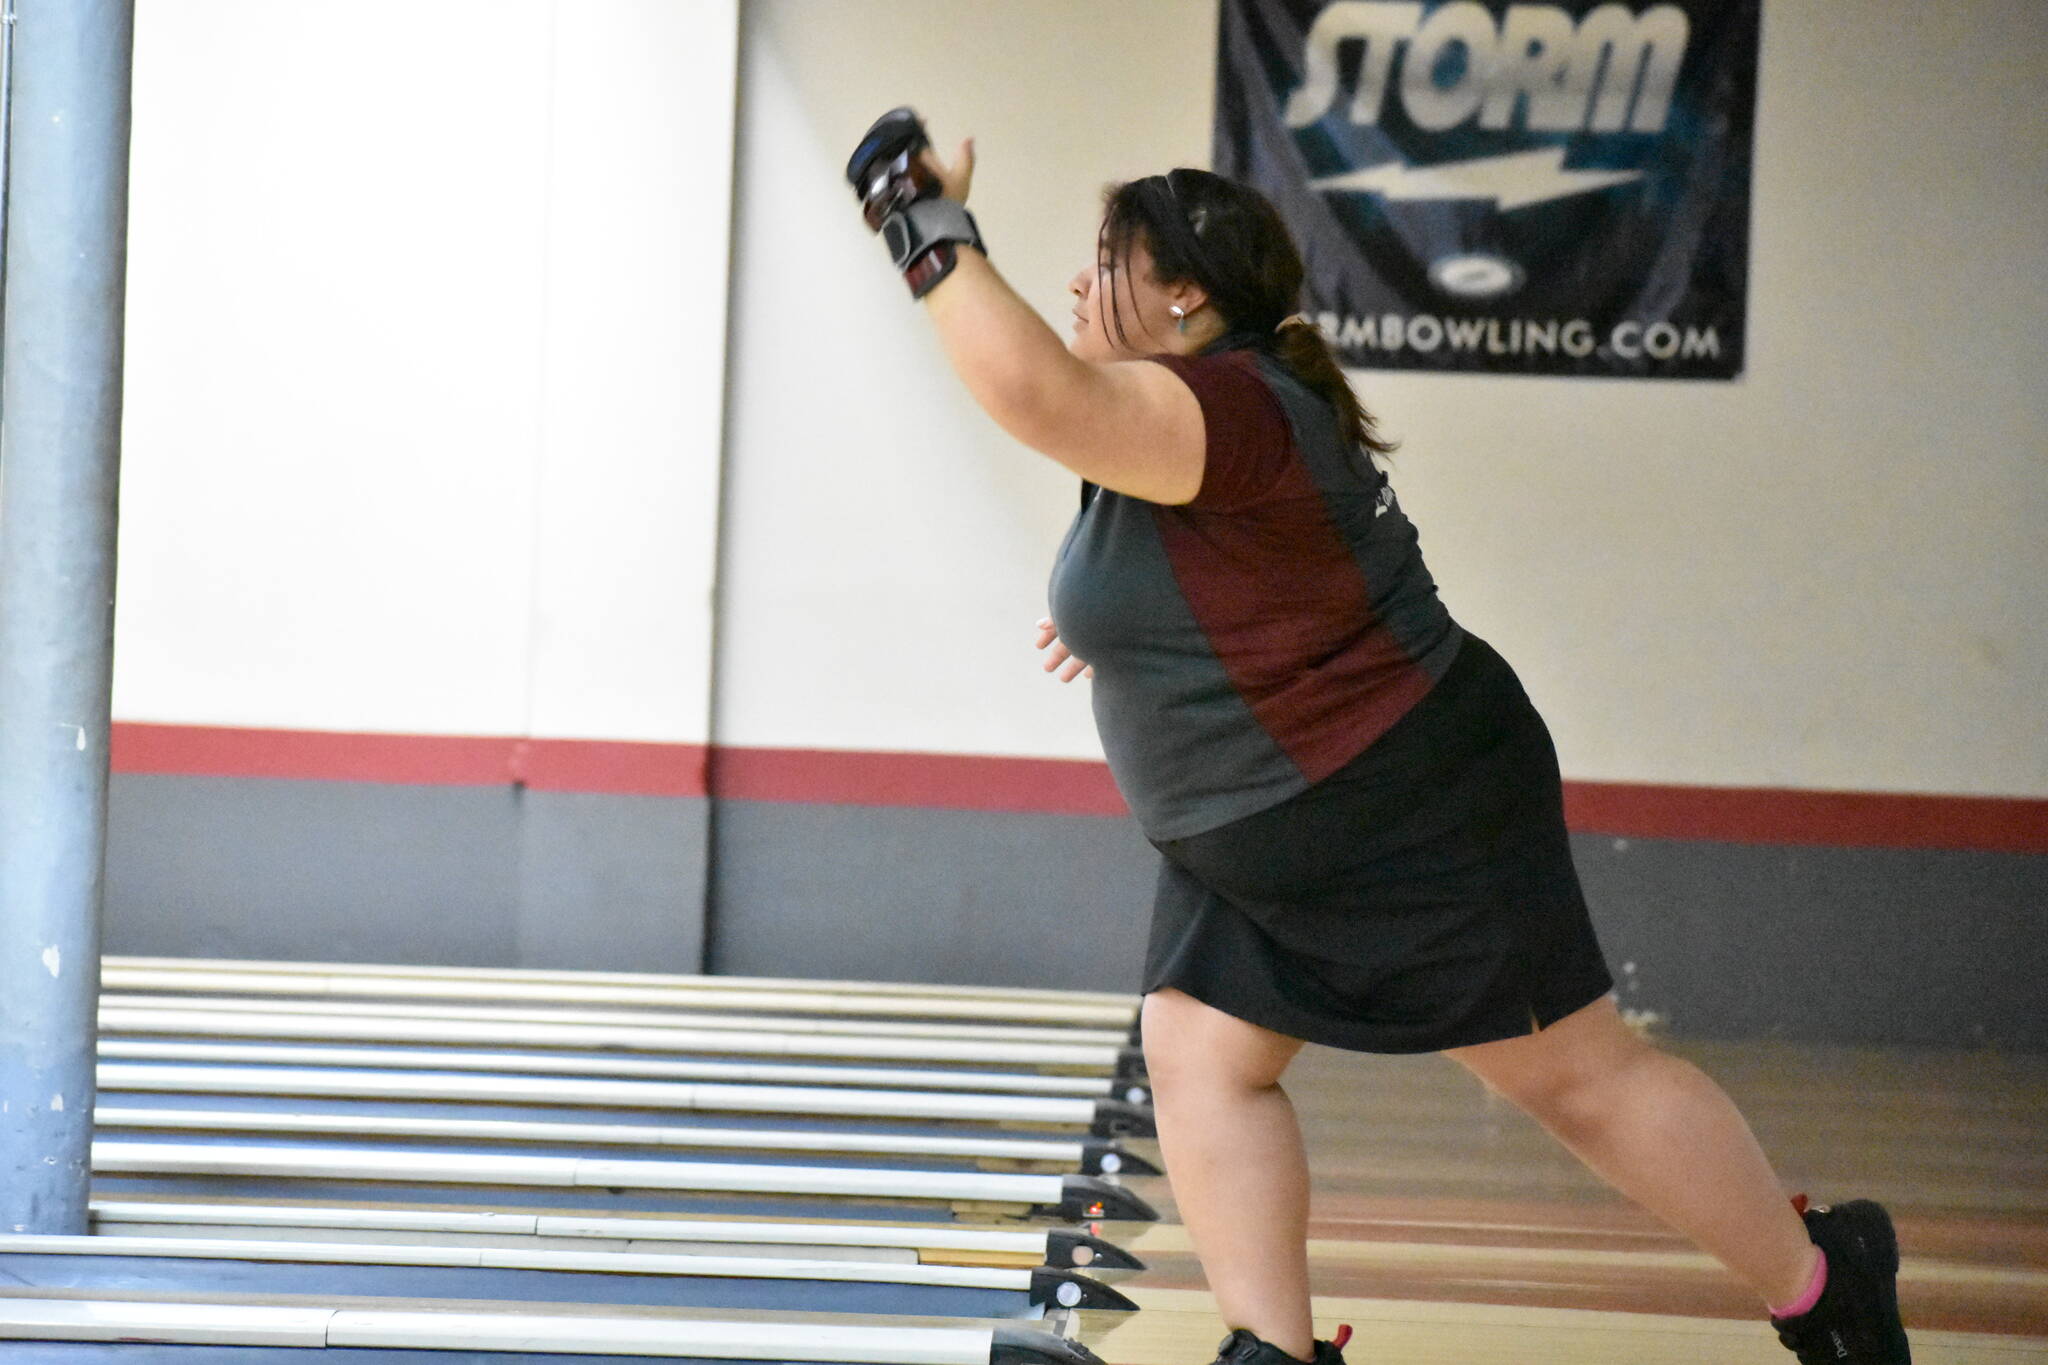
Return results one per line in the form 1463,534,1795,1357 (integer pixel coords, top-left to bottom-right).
899,143,1207,504
923,251,1204,504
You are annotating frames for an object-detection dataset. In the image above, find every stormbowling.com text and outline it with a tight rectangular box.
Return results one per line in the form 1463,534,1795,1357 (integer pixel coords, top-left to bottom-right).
1314,311,1723,364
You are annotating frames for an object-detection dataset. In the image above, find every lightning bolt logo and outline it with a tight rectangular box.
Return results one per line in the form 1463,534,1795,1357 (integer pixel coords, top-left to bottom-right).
1309,147,1641,211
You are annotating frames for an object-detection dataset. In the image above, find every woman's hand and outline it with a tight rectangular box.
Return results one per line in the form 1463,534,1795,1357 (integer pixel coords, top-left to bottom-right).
1035,616,1092,682
919,135,975,205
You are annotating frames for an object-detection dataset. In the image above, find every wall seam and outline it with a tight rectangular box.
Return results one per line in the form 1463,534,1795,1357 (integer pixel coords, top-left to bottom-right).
509,0,564,968
698,0,758,977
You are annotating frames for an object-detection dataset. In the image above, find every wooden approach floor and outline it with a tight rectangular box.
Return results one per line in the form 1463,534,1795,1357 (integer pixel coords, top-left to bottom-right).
1071,1036,2048,1364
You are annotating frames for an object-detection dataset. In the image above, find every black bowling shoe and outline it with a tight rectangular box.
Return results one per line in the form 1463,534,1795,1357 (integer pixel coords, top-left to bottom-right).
1208,1323,1351,1365
1771,1198,1912,1363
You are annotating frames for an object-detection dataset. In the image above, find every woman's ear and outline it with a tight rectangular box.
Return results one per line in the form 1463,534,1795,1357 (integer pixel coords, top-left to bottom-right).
1170,283,1210,317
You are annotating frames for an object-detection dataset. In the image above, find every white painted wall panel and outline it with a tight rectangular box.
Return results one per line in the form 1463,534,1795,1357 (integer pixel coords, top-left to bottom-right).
117,1,551,734
713,0,1211,759
527,0,738,743
1380,0,2047,794
107,0,2044,795
715,0,2046,796
114,0,737,746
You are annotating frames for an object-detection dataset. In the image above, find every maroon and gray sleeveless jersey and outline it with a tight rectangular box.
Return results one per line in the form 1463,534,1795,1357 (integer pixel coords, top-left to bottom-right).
1048,346,1463,840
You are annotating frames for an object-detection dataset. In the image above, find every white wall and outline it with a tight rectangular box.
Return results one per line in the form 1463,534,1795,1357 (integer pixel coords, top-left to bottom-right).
109,0,2046,799
716,0,2047,798
1387,0,2048,796
115,0,738,745
715,0,1212,761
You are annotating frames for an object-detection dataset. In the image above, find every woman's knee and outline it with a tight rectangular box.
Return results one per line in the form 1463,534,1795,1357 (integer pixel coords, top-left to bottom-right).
1142,989,1303,1094
1445,994,1652,1119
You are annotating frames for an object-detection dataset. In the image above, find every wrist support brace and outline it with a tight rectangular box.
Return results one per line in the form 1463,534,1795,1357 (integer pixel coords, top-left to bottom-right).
882,197,985,299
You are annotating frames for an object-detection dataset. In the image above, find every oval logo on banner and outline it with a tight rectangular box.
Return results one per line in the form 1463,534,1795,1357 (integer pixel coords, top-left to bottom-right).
1428,252,1525,300
1211,0,1760,379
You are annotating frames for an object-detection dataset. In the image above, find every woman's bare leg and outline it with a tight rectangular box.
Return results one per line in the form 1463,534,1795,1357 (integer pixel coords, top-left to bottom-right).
1143,987,1315,1360
1445,994,1819,1308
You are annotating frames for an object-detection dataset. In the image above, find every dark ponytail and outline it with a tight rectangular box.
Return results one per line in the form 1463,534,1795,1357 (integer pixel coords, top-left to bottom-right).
1273,316,1395,459
1101,169,1396,461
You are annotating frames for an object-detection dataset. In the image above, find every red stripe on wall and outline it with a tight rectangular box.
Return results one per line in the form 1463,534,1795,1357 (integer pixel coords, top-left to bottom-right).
113,723,514,787
513,739,709,799
106,723,2046,853
1562,781,2048,854
111,723,708,798
709,745,1129,818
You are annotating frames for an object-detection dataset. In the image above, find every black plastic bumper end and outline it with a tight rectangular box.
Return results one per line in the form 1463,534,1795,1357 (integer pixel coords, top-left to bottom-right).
1029,1266,1138,1312
1079,1138,1159,1178
1053,1174,1159,1223
1089,1097,1156,1139
1046,1227,1146,1272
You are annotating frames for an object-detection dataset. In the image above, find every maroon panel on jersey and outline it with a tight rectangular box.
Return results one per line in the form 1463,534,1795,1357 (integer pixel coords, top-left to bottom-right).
1149,351,1439,782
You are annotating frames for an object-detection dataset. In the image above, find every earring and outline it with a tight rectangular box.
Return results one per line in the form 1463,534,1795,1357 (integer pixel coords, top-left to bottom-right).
1169,304,1187,334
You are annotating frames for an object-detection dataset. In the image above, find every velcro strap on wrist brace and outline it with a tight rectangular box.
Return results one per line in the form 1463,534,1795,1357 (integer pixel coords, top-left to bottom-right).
881,197,984,298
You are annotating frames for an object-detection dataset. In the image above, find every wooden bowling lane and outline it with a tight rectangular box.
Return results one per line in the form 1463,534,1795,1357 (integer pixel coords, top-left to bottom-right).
1121,1203,2048,1337
1077,1290,2048,1365
1080,1036,2048,1362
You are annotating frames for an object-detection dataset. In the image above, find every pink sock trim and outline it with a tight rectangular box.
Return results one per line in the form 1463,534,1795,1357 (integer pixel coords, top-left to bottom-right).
1770,1248,1828,1319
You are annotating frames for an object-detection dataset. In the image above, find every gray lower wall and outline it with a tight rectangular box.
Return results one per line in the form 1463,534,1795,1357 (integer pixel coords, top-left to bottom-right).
1575,833,2048,1050
106,775,708,973
708,800,2048,1051
704,800,1158,992
104,774,2046,1049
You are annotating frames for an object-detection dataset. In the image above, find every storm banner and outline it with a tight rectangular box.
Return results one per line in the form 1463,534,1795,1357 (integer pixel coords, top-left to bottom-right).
1215,0,1760,379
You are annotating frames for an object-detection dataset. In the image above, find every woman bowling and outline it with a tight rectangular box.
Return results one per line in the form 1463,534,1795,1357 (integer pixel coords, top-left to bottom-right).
845,117,1910,1365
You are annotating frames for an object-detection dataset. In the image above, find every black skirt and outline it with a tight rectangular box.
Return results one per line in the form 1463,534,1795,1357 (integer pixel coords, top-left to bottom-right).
1142,633,1614,1053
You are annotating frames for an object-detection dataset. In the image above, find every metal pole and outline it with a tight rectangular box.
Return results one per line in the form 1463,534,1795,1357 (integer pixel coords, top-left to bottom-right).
0,0,136,1235
0,0,17,283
